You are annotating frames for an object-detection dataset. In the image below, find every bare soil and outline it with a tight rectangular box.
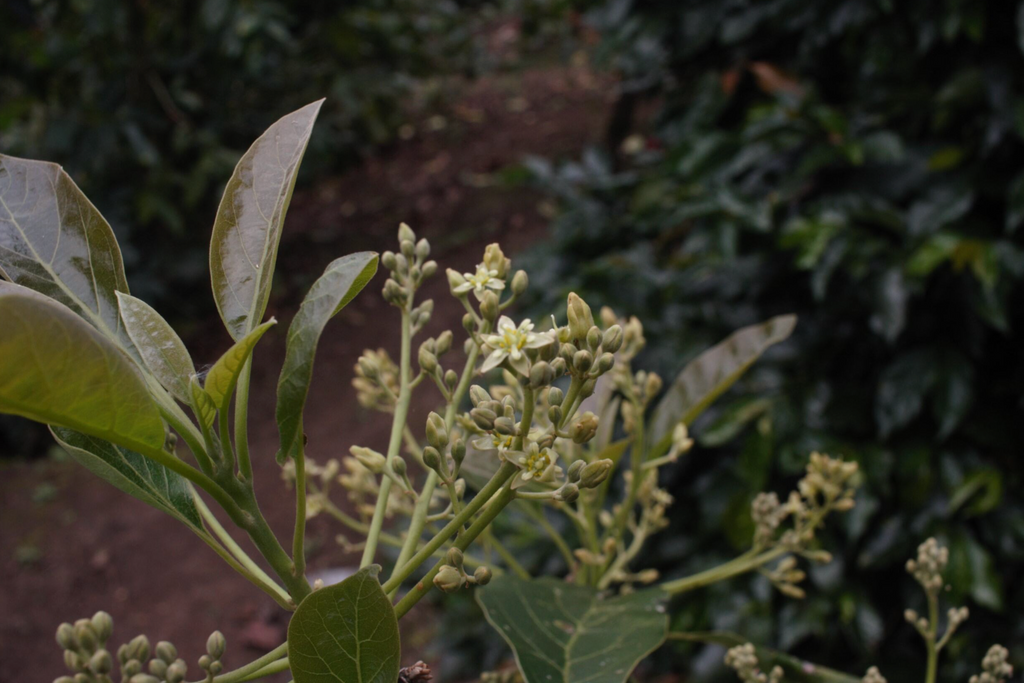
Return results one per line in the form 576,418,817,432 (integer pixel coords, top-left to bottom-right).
0,62,612,682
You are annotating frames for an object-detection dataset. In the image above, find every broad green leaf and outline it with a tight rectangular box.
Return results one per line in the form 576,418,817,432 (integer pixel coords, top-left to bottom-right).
669,632,860,682
51,426,202,531
698,396,772,448
190,376,217,430
117,291,195,403
276,252,378,461
0,154,138,357
210,100,324,340
476,576,667,683
288,565,401,683
648,314,796,457
204,320,276,414
0,282,165,454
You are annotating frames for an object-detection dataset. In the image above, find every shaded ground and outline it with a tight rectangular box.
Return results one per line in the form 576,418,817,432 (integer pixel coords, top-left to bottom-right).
0,62,612,681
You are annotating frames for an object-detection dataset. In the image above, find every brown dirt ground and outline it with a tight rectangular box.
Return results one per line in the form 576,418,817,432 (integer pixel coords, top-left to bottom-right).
0,63,613,682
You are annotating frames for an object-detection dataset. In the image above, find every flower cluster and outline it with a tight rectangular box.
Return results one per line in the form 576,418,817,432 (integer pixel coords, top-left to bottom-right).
724,644,784,683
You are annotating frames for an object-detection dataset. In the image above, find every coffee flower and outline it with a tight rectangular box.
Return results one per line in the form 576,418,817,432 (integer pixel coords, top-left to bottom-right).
453,264,505,300
481,316,554,374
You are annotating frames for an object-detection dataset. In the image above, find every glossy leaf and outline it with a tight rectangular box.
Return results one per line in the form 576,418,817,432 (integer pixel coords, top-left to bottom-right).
476,576,667,683
648,314,796,456
0,282,165,454
204,320,276,414
117,292,195,403
276,252,378,461
0,154,137,356
288,565,400,683
51,427,202,531
210,100,324,340
190,376,217,430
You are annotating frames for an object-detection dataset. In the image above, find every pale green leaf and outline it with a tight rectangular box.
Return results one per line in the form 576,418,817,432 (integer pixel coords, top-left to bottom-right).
51,426,202,531
117,291,195,403
190,375,217,430
276,252,378,461
288,565,401,683
0,281,165,454
210,100,324,340
0,154,138,358
204,320,276,414
476,576,667,683
648,314,796,457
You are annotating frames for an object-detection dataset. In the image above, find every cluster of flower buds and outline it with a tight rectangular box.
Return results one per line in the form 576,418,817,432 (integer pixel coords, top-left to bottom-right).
54,612,117,683
337,452,414,520
350,445,410,492
906,536,948,597
762,556,807,599
861,666,887,683
197,632,226,683
353,348,401,412
724,643,784,683
969,645,1013,683
381,223,437,309
418,331,457,397
599,307,645,361
554,294,619,387
751,492,785,548
433,547,492,593
448,244,528,328
422,411,466,486
775,453,859,552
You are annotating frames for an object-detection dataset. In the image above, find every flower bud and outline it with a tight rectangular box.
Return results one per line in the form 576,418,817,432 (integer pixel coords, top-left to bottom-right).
127,635,150,663
557,483,580,503
580,378,596,397
470,385,490,406
382,251,397,271
601,325,623,353
435,330,453,356
600,307,618,328
382,278,406,305
426,412,449,449
122,660,142,677
566,293,594,341
493,416,516,435
474,567,493,585
579,459,613,488
350,446,387,474
149,660,168,679
199,655,212,670
64,651,85,672
547,386,564,406
434,565,464,593
550,358,567,377
567,460,585,483
415,238,431,260
422,447,443,474
444,369,459,390
645,372,663,398
480,290,499,322
56,623,77,651
511,270,528,295
447,269,468,294
573,350,593,373
206,632,226,660
155,642,177,664
596,353,615,375
446,547,465,569
90,612,113,644
391,457,407,477
74,621,98,653
586,326,602,351
547,405,562,424
166,660,188,683
398,222,416,243
422,260,438,278
559,343,576,363
570,412,599,444
357,355,380,380
129,675,160,683
89,650,113,675
418,346,438,375
483,243,509,278
470,407,497,431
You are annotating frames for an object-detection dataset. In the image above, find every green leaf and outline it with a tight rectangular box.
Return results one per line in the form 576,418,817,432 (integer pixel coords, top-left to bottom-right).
0,282,166,454
476,576,668,683
117,292,195,403
648,314,796,457
698,396,772,447
276,252,378,461
204,320,276,414
0,154,138,357
288,565,401,683
51,426,202,531
210,100,324,340
189,376,217,430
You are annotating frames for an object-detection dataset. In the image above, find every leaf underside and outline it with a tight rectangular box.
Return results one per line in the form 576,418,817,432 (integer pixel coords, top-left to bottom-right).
476,576,668,683
117,291,195,403
204,319,276,413
288,565,401,683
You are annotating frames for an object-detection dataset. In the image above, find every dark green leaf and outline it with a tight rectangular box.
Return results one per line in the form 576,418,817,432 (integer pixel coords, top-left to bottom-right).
476,576,667,683
288,565,401,683
276,252,378,461
51,427,202,531
0,154,138,357
698,397,772,447
948,469,1002,517
0,282,165,454
204,320,276,415
648,315,796,456
875,350,936,438
210,100,323,340
117,292,195,403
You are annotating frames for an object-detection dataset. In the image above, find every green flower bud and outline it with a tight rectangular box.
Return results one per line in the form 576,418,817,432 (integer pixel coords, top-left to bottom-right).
529,361,554,389
415,238,431,261
391,457,407,477
566,293,594,341
400,240,415,260
73,674,90,683
511,270,528,295
444,369,459,390
480,290,499,322
474,567,493,586
580,378,596,397
550,358,567,377
567,460,585,483
199,654,213,670
470,407,497,431
596,352,615,375
601,325,623,353
116,644,128,666
56,623,77,651
210,661,223,675
426,412,449,448
126,635,150,663
451,438,466,469
447,268,468,294
129,675,160,683
586,326,602,351
89,650,113,675
436,330,453,355
547,405,562,424
382,278,406,305
645,372,663,398
398,222,416,243
433,565,464,593
470,385,490,406
166,660,187,683
148,660,168,680
90,612,113,644
74,621,98,653
493,416,516,435
381,251,397,271
559,343,577,363
64,650,85,672
422,260,438,278
579,459,613,488
557,483,580,503
573,350,593,373
357,355,380,380
483,243,509,278
446,547,465,569
422,447,443,473
155,642,177,664
122,660,142,678
418,346,438,375
350,446,387,474
547,387,564,406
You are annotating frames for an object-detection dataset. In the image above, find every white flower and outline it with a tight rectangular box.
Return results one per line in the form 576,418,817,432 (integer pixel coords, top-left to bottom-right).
453,264,505,300
472,432,515,454
508,443,562,489
480,316,554,375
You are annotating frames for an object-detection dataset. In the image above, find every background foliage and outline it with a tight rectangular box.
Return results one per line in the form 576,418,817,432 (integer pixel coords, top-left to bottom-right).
521,0,1024,679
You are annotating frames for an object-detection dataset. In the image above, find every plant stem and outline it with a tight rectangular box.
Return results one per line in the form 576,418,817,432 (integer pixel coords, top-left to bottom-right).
660,546,786,595
925,592,939,683
292,440,307,578
394,482,517,618
158,401,215,474
605,401,645,549
483,527,530,579
382,461,517,594
236,658,290,682
210,643,287,683
361,308,413,568
230,485,311,602
234,359,254,481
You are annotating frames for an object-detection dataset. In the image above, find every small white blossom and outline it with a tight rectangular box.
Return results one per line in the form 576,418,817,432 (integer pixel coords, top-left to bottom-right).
508,443,562,489
481,316,554,374
453,264,505,300
472,432,515,454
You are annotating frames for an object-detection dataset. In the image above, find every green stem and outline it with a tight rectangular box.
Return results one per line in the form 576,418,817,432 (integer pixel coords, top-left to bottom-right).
209,643,287,683
382,461,517,594
361,308,413,568
236,657,290,682
292,441,307,578
483,528,530,579
660,546,786,595
232,486,311,602
605,401,645,549
234,359,254,481
158,401,214,474
925,593,939,683
394,482,517,618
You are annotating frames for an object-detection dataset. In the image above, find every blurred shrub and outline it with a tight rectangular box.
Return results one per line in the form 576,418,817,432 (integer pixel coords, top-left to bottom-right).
0,0,483,318
523,0,1024,679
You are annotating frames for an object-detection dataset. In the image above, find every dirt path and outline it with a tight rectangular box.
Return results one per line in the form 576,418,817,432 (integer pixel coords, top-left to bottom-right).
0,63,610,682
